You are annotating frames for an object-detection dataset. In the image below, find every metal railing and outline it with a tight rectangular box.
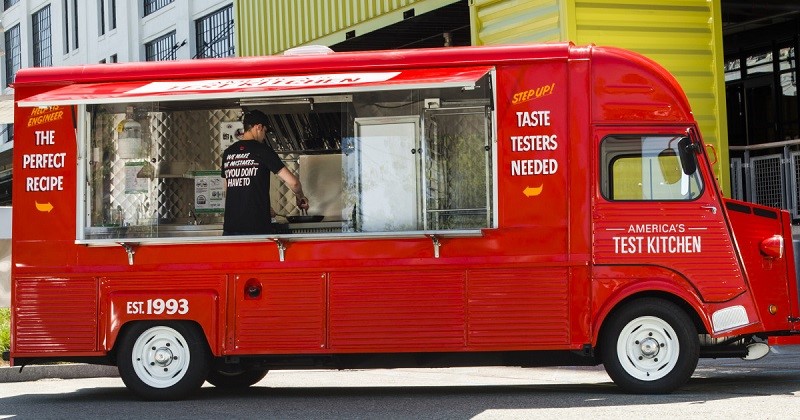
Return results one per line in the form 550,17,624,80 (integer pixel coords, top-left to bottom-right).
730,139,800,220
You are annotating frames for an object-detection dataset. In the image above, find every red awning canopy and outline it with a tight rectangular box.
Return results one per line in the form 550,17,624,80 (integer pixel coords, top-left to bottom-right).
18,66,493,107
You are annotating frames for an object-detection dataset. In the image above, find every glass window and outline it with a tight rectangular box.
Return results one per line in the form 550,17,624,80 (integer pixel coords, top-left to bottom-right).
2,124,12,144
32,5,53,67
746,51,773,75
601,135,703,201
72,0,78,49
80,75,494,240
780,71,798,140
3,0,19,11
4,24,21,86
99,0,106,35
145,31,176,61
779,47,795,72
725,58,741,82
195,5,234,58
63,0,70,52
110,0,117,30
143,0,172,16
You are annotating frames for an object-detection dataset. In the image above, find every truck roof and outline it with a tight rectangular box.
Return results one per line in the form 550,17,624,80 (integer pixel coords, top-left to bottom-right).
13,43,576,87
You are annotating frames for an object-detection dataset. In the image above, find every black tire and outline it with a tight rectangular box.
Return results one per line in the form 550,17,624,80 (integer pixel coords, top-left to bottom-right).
117,322,210,401
206,367,268,389
600,298,699,394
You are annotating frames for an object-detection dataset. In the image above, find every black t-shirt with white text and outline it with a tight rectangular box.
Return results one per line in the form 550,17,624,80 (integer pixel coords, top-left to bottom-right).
222,140,285,234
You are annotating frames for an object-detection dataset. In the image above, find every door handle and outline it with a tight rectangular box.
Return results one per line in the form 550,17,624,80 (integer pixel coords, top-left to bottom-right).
701,205,717,215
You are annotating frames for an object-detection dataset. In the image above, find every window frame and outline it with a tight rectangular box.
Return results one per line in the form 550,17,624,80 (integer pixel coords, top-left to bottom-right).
71,76,496,245
600,134,705,202
145,31,177,62
4,24,21,87
194,4,235,59
32,5,53,67
3,0,19,11
143,0,172,17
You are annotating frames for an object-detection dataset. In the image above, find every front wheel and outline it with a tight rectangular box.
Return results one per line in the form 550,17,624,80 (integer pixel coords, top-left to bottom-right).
117,322,210,400
600,298,699,394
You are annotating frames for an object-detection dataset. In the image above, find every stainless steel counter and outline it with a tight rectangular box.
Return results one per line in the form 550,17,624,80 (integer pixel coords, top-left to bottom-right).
84,221,346,239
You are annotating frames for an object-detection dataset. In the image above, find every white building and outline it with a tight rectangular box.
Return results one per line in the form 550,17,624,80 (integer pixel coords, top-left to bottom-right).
0,0,236,205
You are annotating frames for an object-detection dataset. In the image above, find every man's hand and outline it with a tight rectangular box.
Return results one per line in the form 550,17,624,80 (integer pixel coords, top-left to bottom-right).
297,196,309,210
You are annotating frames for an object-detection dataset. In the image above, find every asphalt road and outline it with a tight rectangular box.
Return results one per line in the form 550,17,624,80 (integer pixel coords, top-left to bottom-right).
1,346,800,419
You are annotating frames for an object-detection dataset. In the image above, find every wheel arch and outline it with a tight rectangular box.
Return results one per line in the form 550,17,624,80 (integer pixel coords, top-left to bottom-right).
593,288,709,357
103,291,223,358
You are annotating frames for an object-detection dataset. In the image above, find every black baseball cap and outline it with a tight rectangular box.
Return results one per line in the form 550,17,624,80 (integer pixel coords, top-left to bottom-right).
243,110,271,128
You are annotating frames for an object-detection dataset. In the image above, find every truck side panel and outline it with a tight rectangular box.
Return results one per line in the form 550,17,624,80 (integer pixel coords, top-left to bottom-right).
13,277,98,354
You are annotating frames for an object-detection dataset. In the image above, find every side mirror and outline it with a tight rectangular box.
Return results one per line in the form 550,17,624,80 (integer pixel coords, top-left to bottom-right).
677,137,697,175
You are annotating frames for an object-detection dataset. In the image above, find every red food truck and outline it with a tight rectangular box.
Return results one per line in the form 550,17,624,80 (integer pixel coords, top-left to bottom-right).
5,43,800,400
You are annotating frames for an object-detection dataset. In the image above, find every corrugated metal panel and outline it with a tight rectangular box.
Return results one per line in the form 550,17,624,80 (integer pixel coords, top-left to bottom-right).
234,273,326,352
14,278,98,352
236,0,461,56
329,270,466,351
470,0,564,45
572,0,729,193
467,268,570,348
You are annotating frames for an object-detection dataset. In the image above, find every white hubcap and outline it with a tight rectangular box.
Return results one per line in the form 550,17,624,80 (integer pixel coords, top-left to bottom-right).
616,316,680,381
131,326,191,388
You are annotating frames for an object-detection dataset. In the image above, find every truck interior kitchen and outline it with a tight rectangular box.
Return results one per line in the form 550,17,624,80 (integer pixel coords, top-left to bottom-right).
81,72,495,241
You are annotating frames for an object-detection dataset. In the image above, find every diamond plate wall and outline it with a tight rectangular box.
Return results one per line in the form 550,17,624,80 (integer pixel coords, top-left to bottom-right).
90,108,240,229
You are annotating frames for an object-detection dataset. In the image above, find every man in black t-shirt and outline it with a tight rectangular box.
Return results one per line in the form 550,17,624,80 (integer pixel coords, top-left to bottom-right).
222,110,309,235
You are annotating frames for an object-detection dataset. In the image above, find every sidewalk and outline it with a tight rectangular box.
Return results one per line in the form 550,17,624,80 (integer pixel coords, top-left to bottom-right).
0,363,119,383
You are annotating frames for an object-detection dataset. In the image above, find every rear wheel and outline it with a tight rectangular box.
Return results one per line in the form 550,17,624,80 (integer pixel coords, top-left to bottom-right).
600,298,699,394
207,367,268,389
117,322,210,400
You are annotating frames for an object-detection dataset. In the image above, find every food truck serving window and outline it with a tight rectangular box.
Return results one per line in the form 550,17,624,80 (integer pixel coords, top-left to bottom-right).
62,69,495,242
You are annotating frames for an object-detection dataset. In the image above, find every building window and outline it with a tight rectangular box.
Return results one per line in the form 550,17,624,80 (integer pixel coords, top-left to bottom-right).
746,50,773,76
100,0,116,34
72,0,79,49
99,0,105,35
63,0,78,51
2,124,12,144
110,54,118,63
724,58,741,82
145,31,176,61
195,5,234,58
4,24,21,86
32,5,53,67
143,0,172,16
110,0,117,30
3,0,19,11
63,0,70,52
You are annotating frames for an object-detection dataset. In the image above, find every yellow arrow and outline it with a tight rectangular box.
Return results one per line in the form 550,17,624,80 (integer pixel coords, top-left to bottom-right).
35,201,54,212
523,185,543,197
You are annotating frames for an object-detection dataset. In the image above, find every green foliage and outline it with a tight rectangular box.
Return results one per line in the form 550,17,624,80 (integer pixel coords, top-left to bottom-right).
0,308,9,354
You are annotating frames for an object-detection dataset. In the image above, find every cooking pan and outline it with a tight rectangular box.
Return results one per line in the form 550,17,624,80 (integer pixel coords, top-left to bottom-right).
277,214,324,223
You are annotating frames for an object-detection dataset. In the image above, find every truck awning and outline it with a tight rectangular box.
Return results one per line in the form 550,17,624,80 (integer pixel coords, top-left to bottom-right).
18,66,493,107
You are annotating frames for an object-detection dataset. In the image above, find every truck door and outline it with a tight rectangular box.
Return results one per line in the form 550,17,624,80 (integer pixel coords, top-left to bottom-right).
592,129,748,304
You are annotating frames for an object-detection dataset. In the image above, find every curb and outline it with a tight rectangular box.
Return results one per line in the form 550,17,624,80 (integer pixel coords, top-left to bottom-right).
0,364,119,383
